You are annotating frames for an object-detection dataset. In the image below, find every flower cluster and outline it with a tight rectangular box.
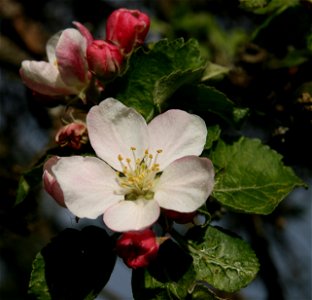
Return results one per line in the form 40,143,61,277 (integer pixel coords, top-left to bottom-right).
20,9,150,102
23,8,215,269
20,8,150,150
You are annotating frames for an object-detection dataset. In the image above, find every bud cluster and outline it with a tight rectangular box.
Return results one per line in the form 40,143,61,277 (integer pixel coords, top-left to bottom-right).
87,8,150,79
20,8,150,151
19,8,150,101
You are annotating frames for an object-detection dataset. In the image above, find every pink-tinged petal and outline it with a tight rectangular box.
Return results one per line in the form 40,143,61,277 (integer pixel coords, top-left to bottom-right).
52,156,122,219
154,156,214,212
148,110,207,170
56,28,89,86
43,156,65,207
73,21,93,46
46,31,62,63
20,60,77,96
104,199,160,232
87,98,149,171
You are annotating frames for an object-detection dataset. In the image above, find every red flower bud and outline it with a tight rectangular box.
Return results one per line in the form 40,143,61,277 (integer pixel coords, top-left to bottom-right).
55,121,88,150
87,40,124,79
106,8,150,55
43,156,65,207
163,209,197,224
116,229,159,269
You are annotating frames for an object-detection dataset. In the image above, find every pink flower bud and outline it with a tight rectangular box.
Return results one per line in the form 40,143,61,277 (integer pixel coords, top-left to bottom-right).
87,40,124,79
116,229,159,269
43,156,65,207
106,8,150,55
163,209,197,224
55,121,88,150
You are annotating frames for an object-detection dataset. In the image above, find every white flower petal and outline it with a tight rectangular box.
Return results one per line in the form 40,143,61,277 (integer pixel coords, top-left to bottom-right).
46,31,62,63
87,98,149,171
154,156,214,212
52,156,122,219
104,199,160,232
56,28,89,87
20,61,76,95
148,109,207,170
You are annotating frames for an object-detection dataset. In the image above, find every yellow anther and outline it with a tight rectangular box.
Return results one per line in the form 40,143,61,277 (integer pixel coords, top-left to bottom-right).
116,148,163,200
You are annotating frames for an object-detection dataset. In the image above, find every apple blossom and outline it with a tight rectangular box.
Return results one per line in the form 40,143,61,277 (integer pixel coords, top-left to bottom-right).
87,40,124,79
43,156,65,207
20,22,92,100
116,229,159,269
51,98,215,232
55,121,88,150
106,8,150,55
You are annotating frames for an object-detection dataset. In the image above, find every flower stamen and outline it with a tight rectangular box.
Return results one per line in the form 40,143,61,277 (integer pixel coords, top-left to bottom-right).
116,147,163,200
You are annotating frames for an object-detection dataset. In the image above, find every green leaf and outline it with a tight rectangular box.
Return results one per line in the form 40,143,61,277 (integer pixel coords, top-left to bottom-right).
190,282,228,300
28,226,116,300
210,137,305,214
205,125,221,151
240,0,299,14
201,62,230,82
188,226,259,293
115,38,206,120
176,84,249,127
15,163,43,205
28,253,50,300
154,67,204,108
239,0,269,11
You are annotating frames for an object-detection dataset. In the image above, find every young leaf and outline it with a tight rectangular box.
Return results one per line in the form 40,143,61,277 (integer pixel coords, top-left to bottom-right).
28,252,50,300
204,125,221,151
201,62,230,82
210,137,305,214
187,226,259,293
114,38,206,120
15,163,43,205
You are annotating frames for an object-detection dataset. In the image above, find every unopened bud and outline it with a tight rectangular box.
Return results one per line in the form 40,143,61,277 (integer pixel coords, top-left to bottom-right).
55,121,88,150
116,229,159,269
87,40,124,79
106,8,150,55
